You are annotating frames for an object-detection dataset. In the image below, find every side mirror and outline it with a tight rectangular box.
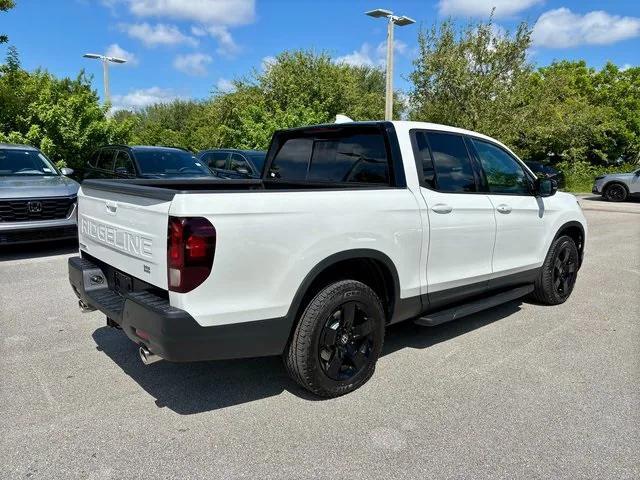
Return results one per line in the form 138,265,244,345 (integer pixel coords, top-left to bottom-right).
235,167,250,175
114,167,130,176
536,178,557,197
60,167,74,176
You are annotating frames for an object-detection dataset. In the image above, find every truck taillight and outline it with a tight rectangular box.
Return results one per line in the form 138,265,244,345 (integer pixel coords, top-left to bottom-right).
167,216,216,293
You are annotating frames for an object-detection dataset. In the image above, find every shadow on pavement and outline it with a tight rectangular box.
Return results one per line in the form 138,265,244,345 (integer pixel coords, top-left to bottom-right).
92,299,523,415
0,238,78,262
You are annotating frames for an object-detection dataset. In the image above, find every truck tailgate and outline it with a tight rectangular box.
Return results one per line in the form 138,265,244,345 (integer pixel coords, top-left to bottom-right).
77,184,170,289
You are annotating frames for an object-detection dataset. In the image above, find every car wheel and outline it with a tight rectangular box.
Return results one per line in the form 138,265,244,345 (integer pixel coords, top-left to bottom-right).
530,235,579,305
284,280,385,398
604,183,628,202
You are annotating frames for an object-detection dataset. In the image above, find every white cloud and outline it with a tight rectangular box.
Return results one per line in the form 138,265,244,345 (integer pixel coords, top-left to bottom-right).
336,40,408,68
207,25,239,55
621,64,633,71
191,25,239,55
532,8,640,48
438,0,543,18
173,53,212,76
105,43,138,65
336,43,377,68
112,86,182,110
120,22,198,47
124,0,255,27
216,78,236,93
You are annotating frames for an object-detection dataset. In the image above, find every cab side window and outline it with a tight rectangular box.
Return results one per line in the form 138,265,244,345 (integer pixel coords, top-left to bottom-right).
229,153,251,174
208,152,229,170
97,149,115,172
114,150,135,176
412,131,477,193
471,138,530,195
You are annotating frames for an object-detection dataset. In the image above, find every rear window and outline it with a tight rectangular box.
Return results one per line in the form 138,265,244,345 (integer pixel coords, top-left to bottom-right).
268,127,390,185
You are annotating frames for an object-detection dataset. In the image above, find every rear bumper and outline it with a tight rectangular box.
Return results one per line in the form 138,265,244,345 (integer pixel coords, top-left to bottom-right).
68,256,291,362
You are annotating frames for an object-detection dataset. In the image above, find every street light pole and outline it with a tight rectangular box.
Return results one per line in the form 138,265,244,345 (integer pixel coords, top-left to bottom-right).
366,9,415,121
83,53,127,111
102,57,110,105
385,16,394,121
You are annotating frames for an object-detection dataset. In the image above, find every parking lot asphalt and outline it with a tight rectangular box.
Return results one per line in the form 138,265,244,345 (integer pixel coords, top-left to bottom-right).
1,199,639,480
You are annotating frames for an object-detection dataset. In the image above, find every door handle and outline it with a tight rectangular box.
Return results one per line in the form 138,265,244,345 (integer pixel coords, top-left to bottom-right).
431,203,453,214
496,204,512,214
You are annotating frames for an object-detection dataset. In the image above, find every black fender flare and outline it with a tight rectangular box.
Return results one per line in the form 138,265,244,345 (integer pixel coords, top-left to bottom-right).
553,220,586,267
284,249,403,327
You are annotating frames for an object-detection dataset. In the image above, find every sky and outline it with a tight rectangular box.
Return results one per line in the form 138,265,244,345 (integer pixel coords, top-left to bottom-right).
2,0,639,110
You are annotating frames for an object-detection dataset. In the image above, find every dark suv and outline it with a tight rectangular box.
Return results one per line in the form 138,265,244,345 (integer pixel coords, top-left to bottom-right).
84,145,214,180
197,149,266,179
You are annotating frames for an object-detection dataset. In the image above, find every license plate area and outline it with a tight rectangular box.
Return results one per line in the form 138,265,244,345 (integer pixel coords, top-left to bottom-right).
114,271,133,294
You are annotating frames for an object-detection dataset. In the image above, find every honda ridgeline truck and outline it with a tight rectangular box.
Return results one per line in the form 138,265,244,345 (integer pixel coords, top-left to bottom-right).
68,121,587,397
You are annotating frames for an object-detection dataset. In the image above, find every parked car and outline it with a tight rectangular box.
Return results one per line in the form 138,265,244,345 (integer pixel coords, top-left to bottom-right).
0,143,79,244
525,161,565,189
69,121,587,397
197,149,266,178
592,168,640,202
83,145,214,180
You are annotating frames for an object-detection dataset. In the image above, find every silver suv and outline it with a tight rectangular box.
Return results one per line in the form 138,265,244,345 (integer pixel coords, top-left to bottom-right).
592,167,640,202
0,143,79,244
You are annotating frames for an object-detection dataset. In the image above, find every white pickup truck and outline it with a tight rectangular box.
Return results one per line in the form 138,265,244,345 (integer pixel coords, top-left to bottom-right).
69,121,587,397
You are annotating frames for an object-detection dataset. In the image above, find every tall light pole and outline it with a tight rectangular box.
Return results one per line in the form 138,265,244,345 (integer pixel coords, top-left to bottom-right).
366,9,415,120
82,53,127,109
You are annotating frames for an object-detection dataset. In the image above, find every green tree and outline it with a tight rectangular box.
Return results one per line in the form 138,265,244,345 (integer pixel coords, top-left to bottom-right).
409,16,533,143
0,48,133,169
0,0,16,44
210,50,400,150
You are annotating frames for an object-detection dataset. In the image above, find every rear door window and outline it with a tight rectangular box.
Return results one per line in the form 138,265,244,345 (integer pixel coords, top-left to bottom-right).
415,132,477,193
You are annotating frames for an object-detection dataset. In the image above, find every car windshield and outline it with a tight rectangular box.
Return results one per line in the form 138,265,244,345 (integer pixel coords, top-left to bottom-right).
0,149,59,176
248,152,266,173
134,149,212,177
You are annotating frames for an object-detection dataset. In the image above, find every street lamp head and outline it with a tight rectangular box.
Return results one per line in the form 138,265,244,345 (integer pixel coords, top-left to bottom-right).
83,53,102,60
394,15,416,26
107,57,127,64
365,8,392,18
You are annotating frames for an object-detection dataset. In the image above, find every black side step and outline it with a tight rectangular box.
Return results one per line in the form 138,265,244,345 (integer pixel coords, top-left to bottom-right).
414,284,534,327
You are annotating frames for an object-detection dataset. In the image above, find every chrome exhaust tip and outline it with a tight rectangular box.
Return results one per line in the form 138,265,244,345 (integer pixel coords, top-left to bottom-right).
78,299,95,313
139,346,162,365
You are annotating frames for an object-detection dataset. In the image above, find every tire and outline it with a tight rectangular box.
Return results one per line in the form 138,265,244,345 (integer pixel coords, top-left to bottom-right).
284,280,385,398
604,182,628,202
530,235,579,305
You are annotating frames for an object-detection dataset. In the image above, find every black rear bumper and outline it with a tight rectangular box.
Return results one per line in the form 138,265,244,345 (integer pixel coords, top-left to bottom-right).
68,256,292,362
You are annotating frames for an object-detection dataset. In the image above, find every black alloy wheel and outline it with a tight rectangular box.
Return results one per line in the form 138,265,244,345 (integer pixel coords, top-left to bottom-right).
318,301,376,381
605,183,627,202
552,243,577,300
530,235,580,305
284,279,385,397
